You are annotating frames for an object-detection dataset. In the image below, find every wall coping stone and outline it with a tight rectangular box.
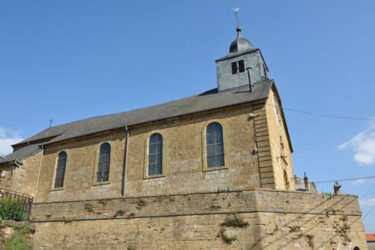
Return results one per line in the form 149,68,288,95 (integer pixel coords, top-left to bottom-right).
31,189,362,223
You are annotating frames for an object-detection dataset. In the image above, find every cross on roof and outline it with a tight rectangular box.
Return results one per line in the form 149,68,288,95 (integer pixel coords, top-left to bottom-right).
49,119,54,128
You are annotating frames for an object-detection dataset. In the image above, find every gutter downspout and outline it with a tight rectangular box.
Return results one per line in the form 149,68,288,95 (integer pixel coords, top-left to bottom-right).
121,126,129,197
33,145,44,201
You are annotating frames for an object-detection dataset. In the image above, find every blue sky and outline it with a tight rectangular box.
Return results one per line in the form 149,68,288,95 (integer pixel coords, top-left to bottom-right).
0,1,374,231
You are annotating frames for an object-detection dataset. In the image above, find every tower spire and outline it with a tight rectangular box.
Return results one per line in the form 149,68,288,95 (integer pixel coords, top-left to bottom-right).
215,9,269,91
228,7,253,53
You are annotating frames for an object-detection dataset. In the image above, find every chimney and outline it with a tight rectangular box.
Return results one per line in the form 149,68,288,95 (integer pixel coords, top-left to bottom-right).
304,172,309,191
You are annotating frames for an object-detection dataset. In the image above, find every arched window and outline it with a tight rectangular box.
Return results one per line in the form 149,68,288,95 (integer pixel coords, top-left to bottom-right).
206,123,225,168
54,151,67,188
148,133,163,176
97,143,111,182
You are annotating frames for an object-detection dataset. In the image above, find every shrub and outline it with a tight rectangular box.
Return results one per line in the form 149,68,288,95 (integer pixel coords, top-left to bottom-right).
0,198,27,221
221,214,249,228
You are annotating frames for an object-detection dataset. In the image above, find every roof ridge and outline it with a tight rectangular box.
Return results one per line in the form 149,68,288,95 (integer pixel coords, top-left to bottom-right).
14,82,273,147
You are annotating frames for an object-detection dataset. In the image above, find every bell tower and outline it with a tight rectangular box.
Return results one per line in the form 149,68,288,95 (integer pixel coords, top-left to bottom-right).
216,27,269,91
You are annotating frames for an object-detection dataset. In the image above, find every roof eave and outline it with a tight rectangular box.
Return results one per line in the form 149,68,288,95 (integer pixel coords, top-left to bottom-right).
43,97,269,147
13,135,60,149
270,83,294,153
0,160,17,169
215,48,260,62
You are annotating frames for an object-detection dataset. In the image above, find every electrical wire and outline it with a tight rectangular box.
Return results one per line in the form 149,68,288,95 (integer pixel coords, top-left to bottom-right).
266,94,375,222
361,183,375,199
283,107,375,121
313,175,375,184
266,103,375,121
267,98,375,221
363,205,375,220
312,175,375,222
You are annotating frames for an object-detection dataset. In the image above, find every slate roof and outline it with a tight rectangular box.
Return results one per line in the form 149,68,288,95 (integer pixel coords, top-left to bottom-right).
0,143,42,165
229,27,254,53
1,80,273,166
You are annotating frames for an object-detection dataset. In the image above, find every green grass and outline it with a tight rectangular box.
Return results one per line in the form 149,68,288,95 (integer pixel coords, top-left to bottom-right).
5,236,31,250
4,224,33,250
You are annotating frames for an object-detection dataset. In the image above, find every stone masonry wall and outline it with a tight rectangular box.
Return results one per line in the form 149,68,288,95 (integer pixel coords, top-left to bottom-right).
265,87,295,191
252,103,275,189
34,104,265,203
0,152,42,196
31,189,367,249
2,94,290,204
1,165,18,191
35,131,126,203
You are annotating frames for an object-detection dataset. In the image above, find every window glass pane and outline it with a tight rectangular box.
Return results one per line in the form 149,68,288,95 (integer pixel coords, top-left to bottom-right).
207,125,214,134
207,133,214,145
148,134,163,176
206,123,224,168
215,131,222,143
57,168,65,176
156,135,162,144
101,144,109,154
97,143,111,182
98,154,105,163
156,143,162,153
149,144,156,154
55,152,67,188
216,144,224,155
58,159,66,167
149,155,156,165
238,60,245,72
55,178,62,188
103,171,109,182
207,145,215,157
207,156,216,168
98,162,105,172
231,62,238,74
217,155,225,167
156,162,162,175
149,165,156,176
97,171,108,182
150,134,162,144
150,136,156,144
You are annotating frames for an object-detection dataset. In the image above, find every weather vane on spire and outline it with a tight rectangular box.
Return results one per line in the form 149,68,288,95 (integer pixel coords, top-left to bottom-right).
233,7,240,27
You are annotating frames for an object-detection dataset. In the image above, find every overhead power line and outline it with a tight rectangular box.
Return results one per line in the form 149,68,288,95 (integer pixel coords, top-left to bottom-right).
313,175,375,184
363,205,375,220
265,103,375,121
283,107,375,121
362,183,375,199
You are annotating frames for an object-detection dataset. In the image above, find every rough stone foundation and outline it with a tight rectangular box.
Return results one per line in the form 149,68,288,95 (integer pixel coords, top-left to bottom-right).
0,220,35,249
31,189,367,249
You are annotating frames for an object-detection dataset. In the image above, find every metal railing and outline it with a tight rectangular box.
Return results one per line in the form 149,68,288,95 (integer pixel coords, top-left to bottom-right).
0,189,33,220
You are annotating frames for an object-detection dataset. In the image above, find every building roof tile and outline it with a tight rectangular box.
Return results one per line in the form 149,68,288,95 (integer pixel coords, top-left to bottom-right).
1,80,273,166
367,233,375,242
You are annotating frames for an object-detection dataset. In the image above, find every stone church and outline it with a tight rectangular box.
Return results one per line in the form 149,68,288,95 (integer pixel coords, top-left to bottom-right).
0,26,367,249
